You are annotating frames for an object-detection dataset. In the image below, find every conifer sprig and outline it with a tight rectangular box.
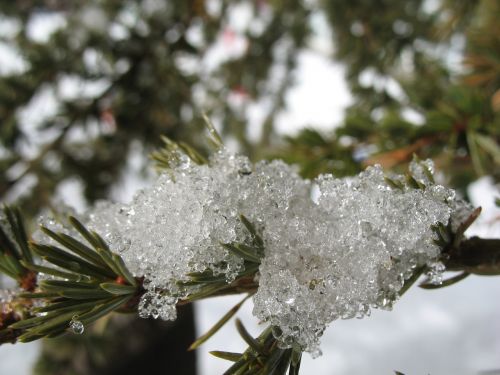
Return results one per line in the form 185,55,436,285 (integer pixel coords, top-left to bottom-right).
0,206,36,290
211,323,303,375
0,134,496,374
0,212,141,344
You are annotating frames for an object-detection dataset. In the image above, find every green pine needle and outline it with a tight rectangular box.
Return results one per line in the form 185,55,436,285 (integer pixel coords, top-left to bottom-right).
189,294,251,351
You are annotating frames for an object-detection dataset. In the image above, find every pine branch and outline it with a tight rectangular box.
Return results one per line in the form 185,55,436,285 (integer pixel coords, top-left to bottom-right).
0,205,36,290
0,211,142,344
0,206,264,347
212,323,302,375
150,114,224,175
0,154,498,374
445,237,500,276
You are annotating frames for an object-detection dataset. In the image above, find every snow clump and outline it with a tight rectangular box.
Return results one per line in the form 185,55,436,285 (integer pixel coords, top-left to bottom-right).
35,150,470,353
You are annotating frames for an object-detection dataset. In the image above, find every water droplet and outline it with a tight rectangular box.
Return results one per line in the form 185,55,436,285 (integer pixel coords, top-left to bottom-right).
427,261,446,285
69,316,84,334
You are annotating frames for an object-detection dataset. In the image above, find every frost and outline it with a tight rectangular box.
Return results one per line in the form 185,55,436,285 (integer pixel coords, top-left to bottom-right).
34,151,469,354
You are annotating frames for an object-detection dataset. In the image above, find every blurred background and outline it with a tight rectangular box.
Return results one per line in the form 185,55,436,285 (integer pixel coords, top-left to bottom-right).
0,0,499,374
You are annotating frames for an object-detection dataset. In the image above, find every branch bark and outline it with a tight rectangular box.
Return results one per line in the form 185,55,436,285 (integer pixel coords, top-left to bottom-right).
446,236,500,275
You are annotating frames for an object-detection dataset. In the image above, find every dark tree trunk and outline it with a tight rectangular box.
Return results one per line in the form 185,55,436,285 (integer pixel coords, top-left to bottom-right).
34,305,197,375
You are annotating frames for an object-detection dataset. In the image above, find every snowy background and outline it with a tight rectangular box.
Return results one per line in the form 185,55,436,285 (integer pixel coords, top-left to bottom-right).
1,5,499,375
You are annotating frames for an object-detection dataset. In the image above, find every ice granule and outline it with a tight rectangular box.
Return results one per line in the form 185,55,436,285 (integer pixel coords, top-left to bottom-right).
33,152,468,354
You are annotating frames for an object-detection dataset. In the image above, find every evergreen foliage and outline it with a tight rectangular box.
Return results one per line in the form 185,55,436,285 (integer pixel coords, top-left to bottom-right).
277,0,499,192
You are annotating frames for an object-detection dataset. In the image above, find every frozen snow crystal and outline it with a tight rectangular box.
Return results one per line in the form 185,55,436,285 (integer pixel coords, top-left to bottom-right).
34,150,470,354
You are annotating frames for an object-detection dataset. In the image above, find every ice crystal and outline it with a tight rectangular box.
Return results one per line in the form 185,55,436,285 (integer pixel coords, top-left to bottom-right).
35,150,470,353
